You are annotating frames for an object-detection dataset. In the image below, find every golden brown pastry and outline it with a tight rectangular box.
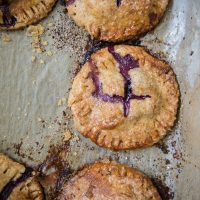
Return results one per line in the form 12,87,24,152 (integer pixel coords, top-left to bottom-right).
0,153,43,200
57,162,161,200
66,0,169,41
0,0,57,29
68,45,179,150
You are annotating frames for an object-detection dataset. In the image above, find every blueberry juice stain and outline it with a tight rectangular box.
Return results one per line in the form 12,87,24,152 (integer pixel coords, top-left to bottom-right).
65,0,76,7
0,0,16,27
89,46,150,117
116,0,122,7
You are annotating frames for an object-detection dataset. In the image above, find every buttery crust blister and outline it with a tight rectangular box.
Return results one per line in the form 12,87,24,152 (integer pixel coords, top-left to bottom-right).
0,0,57,29
58,162,161,200
68,45,179,150
0,153,43,200
66,0,169,41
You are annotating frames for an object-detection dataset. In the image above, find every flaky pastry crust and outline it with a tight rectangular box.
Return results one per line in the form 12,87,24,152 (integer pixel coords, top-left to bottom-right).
58,162,161,200
0,0,57,29
67,0,169,41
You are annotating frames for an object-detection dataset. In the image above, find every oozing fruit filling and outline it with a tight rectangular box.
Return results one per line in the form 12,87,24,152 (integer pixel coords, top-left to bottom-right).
89,46,150,117
0,0,16,27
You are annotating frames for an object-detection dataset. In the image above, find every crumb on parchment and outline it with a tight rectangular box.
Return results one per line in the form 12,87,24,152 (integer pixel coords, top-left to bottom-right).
40,59,45,64
73,135,80,142
26,24,45,54
63,129,72,142
42,41,49,46
38,117,42,122
46,51,53,57
31,56,36,62
57,97,67,106
27,24,53,63
26,24,45,37
1,34,12,43
47,22,53,27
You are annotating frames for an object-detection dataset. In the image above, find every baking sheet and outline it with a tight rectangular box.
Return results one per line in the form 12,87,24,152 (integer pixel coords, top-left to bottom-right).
0,0,200,199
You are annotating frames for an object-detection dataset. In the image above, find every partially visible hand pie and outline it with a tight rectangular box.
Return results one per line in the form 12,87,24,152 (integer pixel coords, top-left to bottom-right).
66,0,169,41
0,153,43,200
0,0,57,30
57,162,161,200
68,45,179,150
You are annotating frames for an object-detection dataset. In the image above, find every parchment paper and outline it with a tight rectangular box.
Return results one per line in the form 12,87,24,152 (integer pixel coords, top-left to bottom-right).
0,0,200,199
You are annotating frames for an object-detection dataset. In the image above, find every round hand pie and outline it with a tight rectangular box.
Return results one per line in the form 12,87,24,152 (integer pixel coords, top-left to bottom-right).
57,162,161,200
66,0,169,41
68,45,179,150
0,0,57,29
0,153,43,200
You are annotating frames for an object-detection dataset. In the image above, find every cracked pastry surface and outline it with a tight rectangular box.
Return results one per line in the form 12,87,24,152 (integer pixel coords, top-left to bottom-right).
0,0,57,29
68,45,179,150
66,0,169,41
0,153,43,200
57,162,161,200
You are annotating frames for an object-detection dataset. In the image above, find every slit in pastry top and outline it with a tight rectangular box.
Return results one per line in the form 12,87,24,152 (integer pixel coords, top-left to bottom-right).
88,46,151,117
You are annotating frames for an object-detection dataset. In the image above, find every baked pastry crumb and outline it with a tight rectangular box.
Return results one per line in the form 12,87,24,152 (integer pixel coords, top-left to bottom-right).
58,98,67,107
42,41,49,46
27,25,45,37
63,130,72,142
27,24,46,54
31,56,36,63
1,33,12,43
40,59,45,65
46,51,53,57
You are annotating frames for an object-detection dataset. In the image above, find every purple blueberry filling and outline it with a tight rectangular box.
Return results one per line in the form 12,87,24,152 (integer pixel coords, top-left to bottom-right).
116,0,122,7
66,0,76,7
0,167,33,200
149,12,158,25
0,0,16,27
89,59,124,103
88,46,150,117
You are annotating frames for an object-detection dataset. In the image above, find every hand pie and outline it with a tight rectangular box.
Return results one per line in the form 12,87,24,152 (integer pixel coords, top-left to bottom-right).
66,0,169,41
68,45,179,150
0,0,57,29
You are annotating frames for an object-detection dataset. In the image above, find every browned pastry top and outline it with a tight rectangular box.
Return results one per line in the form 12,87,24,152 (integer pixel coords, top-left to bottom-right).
68,45,179,150
58,162,161,200
66,0,169,41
